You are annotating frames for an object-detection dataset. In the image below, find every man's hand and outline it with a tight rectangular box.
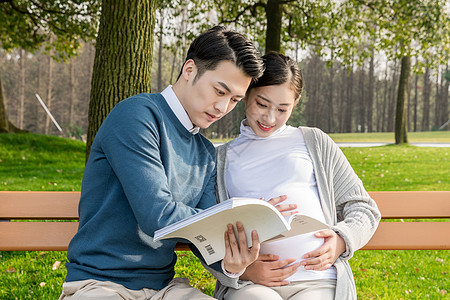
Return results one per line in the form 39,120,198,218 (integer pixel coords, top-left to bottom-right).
265,195,298,217
223,222,260,274
240,254,301,286
300,229,346,271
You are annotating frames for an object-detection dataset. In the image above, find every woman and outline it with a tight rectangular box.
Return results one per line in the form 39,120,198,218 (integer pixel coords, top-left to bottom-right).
212,53,381,300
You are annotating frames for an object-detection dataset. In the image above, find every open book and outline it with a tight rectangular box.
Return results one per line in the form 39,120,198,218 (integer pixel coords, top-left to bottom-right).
154,197,328,265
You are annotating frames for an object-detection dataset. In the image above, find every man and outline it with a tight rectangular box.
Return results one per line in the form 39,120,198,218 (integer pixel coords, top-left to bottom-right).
59,26,264,300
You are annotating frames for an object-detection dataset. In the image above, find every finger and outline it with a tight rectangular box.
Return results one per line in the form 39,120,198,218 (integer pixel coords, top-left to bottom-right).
315,229,335,238
269,257,298,269
303,243,329,259
281,211,299,217
312,262,333,271
257,253,280,261
235,222,249,251
249,230,260,258
301,252,332,270
271,262,301,281
267,195,288,206
224,230,232,257
227,224,239,254
303,259,332,271
275,204,298,213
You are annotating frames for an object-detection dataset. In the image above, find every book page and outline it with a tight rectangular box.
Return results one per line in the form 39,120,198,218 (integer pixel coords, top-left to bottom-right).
155,198,290,265
265,214,329,243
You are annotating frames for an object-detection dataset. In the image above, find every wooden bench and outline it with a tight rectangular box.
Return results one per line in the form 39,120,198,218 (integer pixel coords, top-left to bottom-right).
0,191,449,251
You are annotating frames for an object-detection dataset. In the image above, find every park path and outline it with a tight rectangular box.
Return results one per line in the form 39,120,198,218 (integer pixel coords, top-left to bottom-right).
213,142,450,147
335,142,450,147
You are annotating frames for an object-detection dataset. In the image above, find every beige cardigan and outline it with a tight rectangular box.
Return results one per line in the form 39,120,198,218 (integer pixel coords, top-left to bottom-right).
205,126,381,300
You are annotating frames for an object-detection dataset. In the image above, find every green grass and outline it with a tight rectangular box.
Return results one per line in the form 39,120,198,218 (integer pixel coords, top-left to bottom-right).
210,131,450,144
0,132,449,299
328,131,450,143
0,133,85,191
342,144,449,191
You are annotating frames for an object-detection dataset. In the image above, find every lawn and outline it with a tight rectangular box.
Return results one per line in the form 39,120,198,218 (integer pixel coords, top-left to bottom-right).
210,131,450,144
0,132,448,299
328,131,450,143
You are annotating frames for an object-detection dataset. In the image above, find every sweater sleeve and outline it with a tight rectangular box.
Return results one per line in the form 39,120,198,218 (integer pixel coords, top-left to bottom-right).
97,99,202,236
315,130,381,260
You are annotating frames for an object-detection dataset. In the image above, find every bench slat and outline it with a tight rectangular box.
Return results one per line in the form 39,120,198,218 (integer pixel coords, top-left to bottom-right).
0,222,191,252
1,191,449,220
369,191,450,219
1,221,449,251
0,222,78,251
0,191,79,220
363,221,450,250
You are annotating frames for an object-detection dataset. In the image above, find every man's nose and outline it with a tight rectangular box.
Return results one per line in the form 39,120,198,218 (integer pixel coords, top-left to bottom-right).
214,99,230,114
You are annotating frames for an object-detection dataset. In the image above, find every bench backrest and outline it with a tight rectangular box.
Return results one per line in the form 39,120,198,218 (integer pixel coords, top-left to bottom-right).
0,191,449,251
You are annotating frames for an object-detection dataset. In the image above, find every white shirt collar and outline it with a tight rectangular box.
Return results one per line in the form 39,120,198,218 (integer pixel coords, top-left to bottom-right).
161,85,199,134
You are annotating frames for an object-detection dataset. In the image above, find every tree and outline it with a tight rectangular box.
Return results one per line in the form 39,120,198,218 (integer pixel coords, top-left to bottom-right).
86,0,157,160
0,0,100,132
356,0,450,143
208,0,348,54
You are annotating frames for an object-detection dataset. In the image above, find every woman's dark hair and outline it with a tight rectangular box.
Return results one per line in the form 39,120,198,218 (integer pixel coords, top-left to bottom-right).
248,52,303,101
179,26,264,82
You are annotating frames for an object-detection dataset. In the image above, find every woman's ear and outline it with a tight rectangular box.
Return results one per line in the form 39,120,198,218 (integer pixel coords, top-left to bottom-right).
181,59,197,81
294,95,301,106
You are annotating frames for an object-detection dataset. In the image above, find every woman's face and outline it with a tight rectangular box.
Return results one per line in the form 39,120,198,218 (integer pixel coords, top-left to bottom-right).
244,82,297,137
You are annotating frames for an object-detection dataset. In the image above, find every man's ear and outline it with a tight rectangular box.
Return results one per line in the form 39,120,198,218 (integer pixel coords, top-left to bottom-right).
181,59,197,81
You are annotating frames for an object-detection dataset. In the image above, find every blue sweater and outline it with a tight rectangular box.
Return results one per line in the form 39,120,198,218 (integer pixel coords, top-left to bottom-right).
65,93,217,290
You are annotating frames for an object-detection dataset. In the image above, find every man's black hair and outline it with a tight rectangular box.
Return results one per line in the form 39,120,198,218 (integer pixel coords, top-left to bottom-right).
179,26,264,82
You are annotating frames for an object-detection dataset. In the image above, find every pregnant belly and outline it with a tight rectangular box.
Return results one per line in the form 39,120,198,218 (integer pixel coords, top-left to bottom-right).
260,231,324,262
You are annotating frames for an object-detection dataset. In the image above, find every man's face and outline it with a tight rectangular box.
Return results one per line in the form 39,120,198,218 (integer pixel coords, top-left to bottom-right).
180,60,252,129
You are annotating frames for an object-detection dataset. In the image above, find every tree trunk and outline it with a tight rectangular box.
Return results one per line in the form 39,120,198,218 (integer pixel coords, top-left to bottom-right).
375,78,381,131
422,67,431,131
407,69,411,131
395,56,411,144
69,60,76,125
359,65,365,132
86,0,157,160
413,74,418,132
0,77,9,132
434,70,440,129
265,0,282,53
157,10,164,92
368,54,374,132
387,59,398,132
35,56,42,132
345,65,354,133
45,54,53,134
169,48,177,84
339,68,347,132
328,62,334,132
18,48,25,129
0,76,26,133
441,63,449,128
382,61,389,132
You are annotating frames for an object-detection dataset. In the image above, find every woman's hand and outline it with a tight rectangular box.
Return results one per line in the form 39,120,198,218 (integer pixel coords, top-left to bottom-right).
223,222,260,274
265,195,298,217
240,253,300,287
300,229,346,271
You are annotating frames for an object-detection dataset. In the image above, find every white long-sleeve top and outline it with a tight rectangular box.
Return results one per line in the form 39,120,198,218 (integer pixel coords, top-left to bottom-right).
207,126,381,300
225,121,336,281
